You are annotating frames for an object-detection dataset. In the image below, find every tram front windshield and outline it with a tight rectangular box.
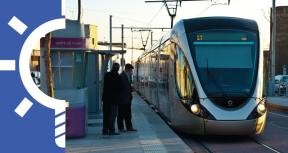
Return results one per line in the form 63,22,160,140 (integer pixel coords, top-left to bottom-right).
189,30,258,97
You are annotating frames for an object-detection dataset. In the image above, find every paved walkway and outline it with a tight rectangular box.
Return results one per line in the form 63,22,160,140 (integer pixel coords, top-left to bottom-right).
267,96,288,112
66,93,191,153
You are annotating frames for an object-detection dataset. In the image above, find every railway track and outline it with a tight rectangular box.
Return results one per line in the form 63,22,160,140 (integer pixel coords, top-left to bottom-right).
178,111,288,153
180,135,284,153
252,138,282,153
141,90,288,153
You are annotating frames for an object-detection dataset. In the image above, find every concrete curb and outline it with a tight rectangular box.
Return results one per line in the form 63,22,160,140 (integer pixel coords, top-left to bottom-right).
267,101,288,112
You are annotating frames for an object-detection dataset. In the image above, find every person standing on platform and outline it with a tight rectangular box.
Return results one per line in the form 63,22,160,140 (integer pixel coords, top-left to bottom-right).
102,63,121,135
117,63,137,132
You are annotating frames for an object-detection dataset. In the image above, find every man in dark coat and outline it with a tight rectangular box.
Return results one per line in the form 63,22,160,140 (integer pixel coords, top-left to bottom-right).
117,63,137,132
102,63,121,135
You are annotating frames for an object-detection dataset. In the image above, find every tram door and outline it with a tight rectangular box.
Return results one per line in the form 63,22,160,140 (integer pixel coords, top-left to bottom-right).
158,46,170,117
151,52,159,108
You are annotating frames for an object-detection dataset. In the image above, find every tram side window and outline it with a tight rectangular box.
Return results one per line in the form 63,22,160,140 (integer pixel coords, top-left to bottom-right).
151,53,158,88
141,58,144,86
159,46,170,91
144,56,148,87
137,61,141,82
175,46,194,99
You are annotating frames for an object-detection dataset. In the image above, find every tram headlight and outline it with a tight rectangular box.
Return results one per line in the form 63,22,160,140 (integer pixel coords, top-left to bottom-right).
190,104,201,115
257,103,266,115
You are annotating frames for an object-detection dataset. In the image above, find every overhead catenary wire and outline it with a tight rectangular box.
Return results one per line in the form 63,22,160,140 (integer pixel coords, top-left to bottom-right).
67,2,171,50
80,8,165,27
146,0,217,28
197,2,214,16
146,3,166,27
81,6,169,28
113,15,154,25
197,0,230,16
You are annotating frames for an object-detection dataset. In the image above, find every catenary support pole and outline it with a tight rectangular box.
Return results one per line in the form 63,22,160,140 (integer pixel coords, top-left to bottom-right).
271,0,276,96
131,30,134,64
151,31,153,47
109,15,113,71
121,24,125,70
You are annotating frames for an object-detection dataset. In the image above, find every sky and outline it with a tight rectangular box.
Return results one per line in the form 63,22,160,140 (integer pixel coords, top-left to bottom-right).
65,0,288,50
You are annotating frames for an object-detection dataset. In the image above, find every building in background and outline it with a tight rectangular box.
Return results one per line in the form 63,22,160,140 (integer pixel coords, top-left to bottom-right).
273,6,288,75
266,6,288,95
30,49,40,71
85,24,98,49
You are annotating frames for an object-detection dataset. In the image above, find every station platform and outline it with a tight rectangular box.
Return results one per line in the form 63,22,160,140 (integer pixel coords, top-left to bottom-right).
66,93,192,153
267,96,288,112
